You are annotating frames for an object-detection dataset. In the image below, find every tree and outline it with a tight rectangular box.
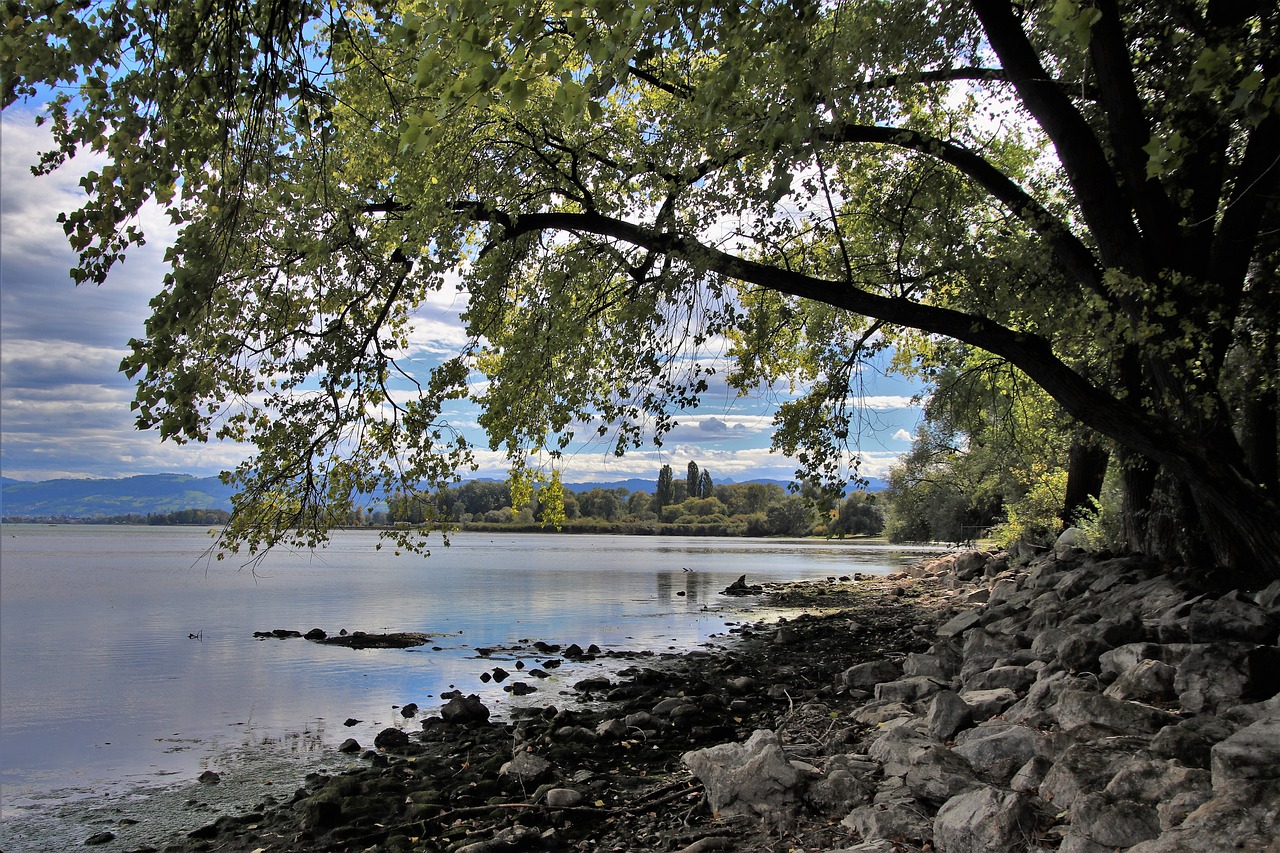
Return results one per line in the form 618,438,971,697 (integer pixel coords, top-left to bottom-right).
686,461,701,500
887,350,1079,544
762,496,817,537
7,0,1278,578
577,487,622,520
698,470,713,500
653,465,675,511
831,493,885,538
715,482,787,517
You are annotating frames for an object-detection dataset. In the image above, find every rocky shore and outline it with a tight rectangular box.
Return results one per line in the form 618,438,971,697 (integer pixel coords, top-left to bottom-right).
98,535,1278,852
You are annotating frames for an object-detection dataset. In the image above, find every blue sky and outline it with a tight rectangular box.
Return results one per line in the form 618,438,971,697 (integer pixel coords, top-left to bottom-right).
0,110,924,485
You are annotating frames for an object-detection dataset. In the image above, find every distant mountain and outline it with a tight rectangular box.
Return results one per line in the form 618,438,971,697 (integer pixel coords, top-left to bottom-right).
0,474,236,518
561,478,659,494
0,472,889,518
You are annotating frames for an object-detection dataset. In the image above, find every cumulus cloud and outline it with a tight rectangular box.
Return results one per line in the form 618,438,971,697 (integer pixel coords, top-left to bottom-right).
853,395,918,410
698,415,744,435
892,428,913,442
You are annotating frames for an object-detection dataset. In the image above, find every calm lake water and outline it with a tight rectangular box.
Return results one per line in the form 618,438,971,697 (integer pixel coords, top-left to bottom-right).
0,524,938,850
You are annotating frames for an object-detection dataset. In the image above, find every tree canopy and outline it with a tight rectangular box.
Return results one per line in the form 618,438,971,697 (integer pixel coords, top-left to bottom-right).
6,0,1278,577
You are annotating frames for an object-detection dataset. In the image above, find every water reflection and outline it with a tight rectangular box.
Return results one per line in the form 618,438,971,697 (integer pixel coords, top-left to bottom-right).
1,525,942,834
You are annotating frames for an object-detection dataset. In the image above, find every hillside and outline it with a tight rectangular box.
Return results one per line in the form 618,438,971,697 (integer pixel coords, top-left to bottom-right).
0,474,236,518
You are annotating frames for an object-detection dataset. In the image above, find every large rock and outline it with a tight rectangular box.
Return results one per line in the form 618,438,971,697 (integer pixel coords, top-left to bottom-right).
806,754,877,814
867,727,979,807
926,690,973,742
1148,724,1216,769
852,701,916,726
962,664,1036,694
544,788,583,808
936,609,983,639
933,786,1034,853
953,550,990,581
841,659,902,691
903,652,951,680
867,726,942,774
1040,739,1147,808
952,723,1044,781
373,727,410,750
1103,659,1177,703
1102,757,1211,806
903,750,982,807
874,676,948,704
957,687,1019,722
960,630,1021,681
1051,689,1179,735
1210,716,1280,787
1001,670,1075,727
683,730,800,820
301,790,344,830
842,798,932,845
441,693,491,725
1065,793,1160,849
1126,779,1280,853
1186,596,1276,643
1010,755,1052,794
1056,634,1111,673
1054,527,1087,558
1099,642,1164,680
1174,643,1256,713
499,750,552,784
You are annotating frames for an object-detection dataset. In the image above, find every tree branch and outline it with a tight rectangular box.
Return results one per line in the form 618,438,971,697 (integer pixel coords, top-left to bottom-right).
818,122,1104,299
450,202,1278,538
970,0,1145,274
1088,0,1180,252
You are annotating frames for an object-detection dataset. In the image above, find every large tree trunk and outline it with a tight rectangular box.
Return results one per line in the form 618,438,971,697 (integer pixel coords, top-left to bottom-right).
1120,451,1159,555
1063,438,1109,526
1240,386,1278,494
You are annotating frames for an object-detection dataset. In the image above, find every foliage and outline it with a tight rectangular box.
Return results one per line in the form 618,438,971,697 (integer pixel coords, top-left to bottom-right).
653,464,675,510
6,0,1279,575
763,496,817,537
379,463,824,536
829,493,885,538
885,351,1077,544
992,465,1068,547
1074,465,1127,552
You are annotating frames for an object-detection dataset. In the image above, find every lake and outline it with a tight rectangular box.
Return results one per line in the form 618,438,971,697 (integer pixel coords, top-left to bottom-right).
0,524,938,850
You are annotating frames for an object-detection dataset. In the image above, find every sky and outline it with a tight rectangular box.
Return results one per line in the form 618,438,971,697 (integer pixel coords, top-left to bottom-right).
0,109,924,486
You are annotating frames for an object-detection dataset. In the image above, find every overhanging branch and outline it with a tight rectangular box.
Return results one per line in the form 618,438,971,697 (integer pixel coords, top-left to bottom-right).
450,204,1217,480
819,122,1105,301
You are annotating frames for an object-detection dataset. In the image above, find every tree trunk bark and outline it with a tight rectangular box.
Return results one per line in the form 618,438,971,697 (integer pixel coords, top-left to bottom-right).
1063,439,1109,525
1121,451,1156,555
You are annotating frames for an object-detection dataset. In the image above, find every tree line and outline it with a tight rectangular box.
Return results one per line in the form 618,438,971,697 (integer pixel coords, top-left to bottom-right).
383,462,885,539
2,509,233,526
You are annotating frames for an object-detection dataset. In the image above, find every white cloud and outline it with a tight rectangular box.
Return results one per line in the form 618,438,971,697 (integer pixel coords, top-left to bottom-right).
853,395,918,410
892,428,913,442
0,112,244,480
